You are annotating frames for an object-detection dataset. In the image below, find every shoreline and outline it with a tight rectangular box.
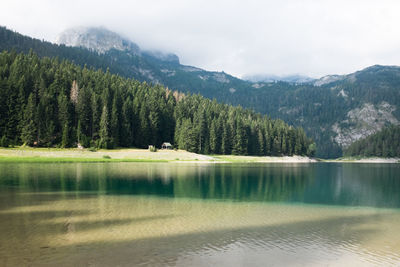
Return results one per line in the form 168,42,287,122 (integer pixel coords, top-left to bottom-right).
0,148,398,163
324,157,400,163
0,147,316,163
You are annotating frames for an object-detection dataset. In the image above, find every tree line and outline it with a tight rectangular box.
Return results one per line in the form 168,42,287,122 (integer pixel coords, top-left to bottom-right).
345,125,400,158
0,51,315,156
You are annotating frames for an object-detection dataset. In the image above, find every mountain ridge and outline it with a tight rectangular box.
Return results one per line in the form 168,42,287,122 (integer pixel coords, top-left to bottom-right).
243,74,315,84
57,26,179,63
1,25,399,158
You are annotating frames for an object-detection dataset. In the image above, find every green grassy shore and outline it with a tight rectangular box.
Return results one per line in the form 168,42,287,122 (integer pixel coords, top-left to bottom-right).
0,148,398,163
323,156,400,163
0,147,317,163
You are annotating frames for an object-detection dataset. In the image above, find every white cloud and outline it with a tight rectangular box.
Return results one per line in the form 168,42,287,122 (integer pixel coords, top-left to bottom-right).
1,0,400,78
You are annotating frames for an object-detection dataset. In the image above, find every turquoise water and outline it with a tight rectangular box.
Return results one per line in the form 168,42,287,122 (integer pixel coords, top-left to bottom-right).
0,162,399,266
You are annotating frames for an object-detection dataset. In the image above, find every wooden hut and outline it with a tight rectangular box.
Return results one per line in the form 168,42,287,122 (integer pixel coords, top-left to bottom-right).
161,142,172,150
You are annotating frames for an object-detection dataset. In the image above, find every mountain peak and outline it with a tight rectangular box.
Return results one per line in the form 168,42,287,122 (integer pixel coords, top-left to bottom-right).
56,26,179,64
359,64,400,74
243,74,314,84
56,26,140,54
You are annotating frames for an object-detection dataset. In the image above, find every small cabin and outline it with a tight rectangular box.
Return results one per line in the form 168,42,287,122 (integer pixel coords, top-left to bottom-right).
161,142,172,150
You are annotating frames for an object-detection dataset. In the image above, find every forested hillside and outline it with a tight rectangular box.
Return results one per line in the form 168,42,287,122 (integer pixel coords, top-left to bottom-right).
0,51,315,156
2,26,398,158
0,26,251,95
345,126,400,157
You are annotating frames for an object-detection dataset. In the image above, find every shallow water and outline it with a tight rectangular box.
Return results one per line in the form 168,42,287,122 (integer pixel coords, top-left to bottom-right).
0,162,399,266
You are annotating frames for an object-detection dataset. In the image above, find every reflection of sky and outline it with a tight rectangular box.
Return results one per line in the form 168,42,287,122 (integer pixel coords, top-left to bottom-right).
0,192,399,266
1,163,400,266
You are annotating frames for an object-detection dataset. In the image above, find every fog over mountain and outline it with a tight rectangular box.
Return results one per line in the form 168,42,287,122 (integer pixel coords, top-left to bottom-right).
56,27,141,55
2,25,397,158
243,74,315,84
2,0,400,78
56,27,180,63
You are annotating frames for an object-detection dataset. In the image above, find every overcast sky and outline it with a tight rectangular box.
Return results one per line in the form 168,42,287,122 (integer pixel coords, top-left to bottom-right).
2,0,400,78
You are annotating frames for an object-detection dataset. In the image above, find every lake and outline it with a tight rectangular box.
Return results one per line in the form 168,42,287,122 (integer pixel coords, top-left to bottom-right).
0,162,399,266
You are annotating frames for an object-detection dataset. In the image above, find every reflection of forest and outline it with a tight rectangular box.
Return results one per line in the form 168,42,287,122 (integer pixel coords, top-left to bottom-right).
1,162,400,266
2,163,400,206
172,165,314,202
0,163,314,202
336,164,400,208
293,163,400,208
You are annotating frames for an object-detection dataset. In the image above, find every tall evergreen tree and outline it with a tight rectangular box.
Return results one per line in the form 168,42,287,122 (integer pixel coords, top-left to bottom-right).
111,91,122,146
99,105,112,148
232,118,247,155
257,128,265,156
209,118,221,154
91,94,101,141
20,93,37,145
0,51,316,156
58,93,72,147
221,121,232,155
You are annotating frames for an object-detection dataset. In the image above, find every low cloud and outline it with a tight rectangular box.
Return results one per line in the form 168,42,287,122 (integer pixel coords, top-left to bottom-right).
2,0,400,78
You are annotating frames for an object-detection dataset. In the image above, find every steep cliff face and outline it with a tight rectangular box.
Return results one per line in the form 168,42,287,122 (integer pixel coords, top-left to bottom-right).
307,66,400,153
243,74,314,84
3,26,400,158
332,102,399,148
56,27,140,54
56,26,179,63
54,26,246,92
55,28,400,158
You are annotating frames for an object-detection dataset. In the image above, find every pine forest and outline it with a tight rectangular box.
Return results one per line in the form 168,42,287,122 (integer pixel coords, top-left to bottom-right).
0,51,315,156
345,125,400,158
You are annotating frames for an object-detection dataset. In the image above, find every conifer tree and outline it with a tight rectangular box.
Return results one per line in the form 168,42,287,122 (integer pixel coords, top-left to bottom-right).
0,51,316,156
111,94,121,146
20,93,37,145
138,105,150,147
99,105,111,148
209,119,220,154
58,93,71,147
232,118,247,155
91,94,101,141
257,129,265,156
77,86,92,146
61,122,69,148
221,121,232,155
121,98,134,146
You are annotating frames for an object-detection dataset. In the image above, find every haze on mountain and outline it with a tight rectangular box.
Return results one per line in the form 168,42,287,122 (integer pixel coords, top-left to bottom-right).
2,0,400,78
51,26,400,158
243,74,314,84
1,26,399,158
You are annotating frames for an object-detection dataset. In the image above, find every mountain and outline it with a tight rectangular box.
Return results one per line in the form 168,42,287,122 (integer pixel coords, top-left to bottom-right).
0,50,314,157
1,26,399,158
243,74,314,84
311,65,400,148
53,26,251,92
56,26,180,64
56,26,141,54
345,125,400,157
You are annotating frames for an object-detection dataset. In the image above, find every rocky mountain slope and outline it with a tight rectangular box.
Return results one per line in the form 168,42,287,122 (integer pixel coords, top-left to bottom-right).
57,27,180,63
313,65,400,148
1,26,399,158
243,74,314,84
56,27,140,54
